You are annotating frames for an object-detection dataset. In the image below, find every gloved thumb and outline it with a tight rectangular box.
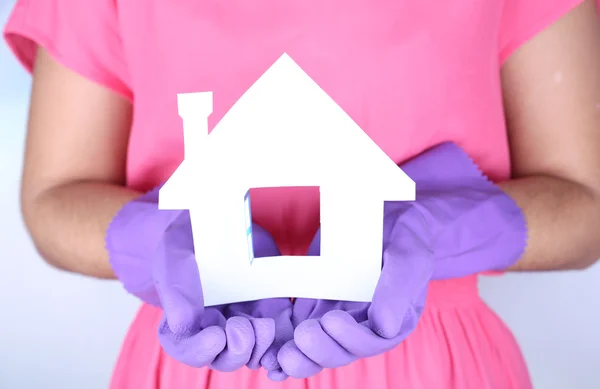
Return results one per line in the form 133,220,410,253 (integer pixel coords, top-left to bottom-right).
153,210,205,336
251,223,281,257
306,227,321,256
368,240,433,339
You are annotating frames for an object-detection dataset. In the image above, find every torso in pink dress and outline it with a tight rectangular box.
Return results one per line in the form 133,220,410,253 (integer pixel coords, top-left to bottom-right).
5,0,585,387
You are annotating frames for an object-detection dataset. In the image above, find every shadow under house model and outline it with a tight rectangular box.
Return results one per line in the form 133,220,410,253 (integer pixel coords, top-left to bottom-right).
159,53,415,307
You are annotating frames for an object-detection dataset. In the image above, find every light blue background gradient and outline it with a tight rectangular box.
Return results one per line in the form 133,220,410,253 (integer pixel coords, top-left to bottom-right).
0,1,599,388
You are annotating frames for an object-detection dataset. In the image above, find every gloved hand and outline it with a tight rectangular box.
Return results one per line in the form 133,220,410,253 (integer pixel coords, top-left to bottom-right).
106,186,294,372
275,142,528,379
261,231,374,381
269,227,432,379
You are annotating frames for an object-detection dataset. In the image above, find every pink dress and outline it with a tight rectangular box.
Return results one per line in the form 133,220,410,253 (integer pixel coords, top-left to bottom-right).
4,0,585,387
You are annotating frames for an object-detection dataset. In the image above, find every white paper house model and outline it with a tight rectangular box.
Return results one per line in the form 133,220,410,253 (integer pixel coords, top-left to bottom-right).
159,53,415,306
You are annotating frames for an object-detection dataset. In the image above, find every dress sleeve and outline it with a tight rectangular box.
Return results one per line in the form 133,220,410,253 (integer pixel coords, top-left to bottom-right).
498,0,586,64
3,0,133,101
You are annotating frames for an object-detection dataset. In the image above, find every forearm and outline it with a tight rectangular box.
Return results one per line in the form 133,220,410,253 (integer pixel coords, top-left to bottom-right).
23,182,141,278
500,175,600,271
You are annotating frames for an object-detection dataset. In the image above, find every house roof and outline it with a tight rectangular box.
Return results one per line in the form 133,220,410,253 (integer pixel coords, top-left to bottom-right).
160,53,415,209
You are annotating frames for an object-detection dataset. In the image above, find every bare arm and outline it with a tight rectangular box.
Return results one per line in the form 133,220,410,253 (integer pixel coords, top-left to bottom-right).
501,0,600,271
22,48,140,279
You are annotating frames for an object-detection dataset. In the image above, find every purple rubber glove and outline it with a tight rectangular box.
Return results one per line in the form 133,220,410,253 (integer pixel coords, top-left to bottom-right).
275,142,528,379
268,228,432,380
106,186,294,372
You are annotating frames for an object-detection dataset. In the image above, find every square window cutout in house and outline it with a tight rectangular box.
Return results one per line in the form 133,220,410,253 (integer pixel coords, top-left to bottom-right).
245,186,321,264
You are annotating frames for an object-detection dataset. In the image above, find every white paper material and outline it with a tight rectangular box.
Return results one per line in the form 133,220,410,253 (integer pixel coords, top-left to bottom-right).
159,53,415,306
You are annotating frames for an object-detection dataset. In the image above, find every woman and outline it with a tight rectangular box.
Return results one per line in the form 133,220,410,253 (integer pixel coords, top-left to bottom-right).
4,0,600,387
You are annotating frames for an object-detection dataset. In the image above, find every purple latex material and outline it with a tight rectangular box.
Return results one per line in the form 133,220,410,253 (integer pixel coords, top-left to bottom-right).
271,142,528,379
106,188,293,372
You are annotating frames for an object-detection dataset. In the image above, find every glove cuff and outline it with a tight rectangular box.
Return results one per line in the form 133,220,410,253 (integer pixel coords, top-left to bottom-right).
393,143,528,279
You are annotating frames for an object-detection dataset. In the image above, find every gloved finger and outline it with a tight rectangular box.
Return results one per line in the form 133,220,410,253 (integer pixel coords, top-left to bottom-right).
251,223,281,257
320,310,398,358
368,245,433,339
291,298,320,327
258,303,294,373
153,214,205,336
260,341,286,376
267,369,290,382
292,298,358,327
294,318,355,368
277,339,323,379
306,227,321,256
158,318,226,368
260,310,294,380
262,345,288,381
245,317,275,369
261,344,284,371
210,317,255,372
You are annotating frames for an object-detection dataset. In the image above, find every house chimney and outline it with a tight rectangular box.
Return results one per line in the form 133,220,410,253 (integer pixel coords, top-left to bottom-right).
177,92,213,160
